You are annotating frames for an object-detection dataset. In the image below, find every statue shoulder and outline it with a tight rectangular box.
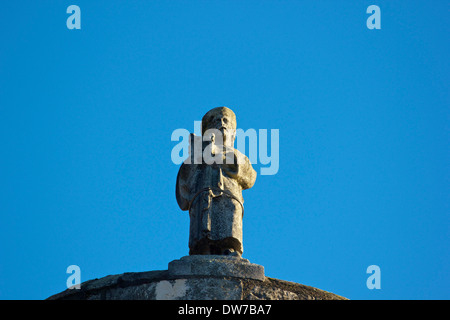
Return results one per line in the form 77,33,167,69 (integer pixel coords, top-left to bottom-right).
232,148,255,168
225,147,257,190
176,163,199,210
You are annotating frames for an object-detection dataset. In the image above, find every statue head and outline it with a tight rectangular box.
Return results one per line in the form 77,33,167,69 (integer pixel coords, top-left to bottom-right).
201,107,237,147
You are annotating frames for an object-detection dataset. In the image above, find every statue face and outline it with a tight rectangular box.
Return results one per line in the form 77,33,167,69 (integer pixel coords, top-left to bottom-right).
202,107,236,146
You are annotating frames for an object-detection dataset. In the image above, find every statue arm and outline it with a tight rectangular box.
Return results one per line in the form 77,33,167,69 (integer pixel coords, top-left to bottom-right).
222,149,257,190
176,163,193,211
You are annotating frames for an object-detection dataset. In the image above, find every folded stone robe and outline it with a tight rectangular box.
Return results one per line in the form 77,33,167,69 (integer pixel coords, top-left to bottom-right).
176,147,256,255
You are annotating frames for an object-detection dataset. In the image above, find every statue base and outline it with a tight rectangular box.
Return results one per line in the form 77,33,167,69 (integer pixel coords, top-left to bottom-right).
168,255,265,281
47,262,348,300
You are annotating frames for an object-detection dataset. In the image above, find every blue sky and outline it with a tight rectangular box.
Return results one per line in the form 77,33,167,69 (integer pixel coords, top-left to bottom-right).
0,1,448,300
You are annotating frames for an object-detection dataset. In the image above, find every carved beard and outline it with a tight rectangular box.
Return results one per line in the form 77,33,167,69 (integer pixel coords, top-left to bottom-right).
218,127,235,147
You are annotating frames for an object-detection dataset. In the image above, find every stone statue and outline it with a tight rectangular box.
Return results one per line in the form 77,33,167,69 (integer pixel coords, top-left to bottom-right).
176,107,256,257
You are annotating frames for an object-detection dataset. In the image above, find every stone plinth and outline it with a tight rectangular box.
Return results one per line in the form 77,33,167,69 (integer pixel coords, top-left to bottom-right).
168,255,265,281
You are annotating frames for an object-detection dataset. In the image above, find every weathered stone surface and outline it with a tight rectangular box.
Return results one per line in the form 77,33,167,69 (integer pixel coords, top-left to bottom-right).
47,262,347,300
47,270,168,300
176,107,257,256
168,255,265,281
184,278,243,300
242,278,345,300
155,279,188,300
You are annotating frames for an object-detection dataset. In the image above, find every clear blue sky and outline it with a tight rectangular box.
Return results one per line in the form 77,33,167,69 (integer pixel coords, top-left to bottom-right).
1,1,448,300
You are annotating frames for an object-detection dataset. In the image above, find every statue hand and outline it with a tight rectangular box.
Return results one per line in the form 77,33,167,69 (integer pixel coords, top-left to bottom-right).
220,146,239,177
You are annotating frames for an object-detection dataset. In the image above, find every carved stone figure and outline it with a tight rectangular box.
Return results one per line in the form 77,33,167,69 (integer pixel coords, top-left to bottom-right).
176,107,256,256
